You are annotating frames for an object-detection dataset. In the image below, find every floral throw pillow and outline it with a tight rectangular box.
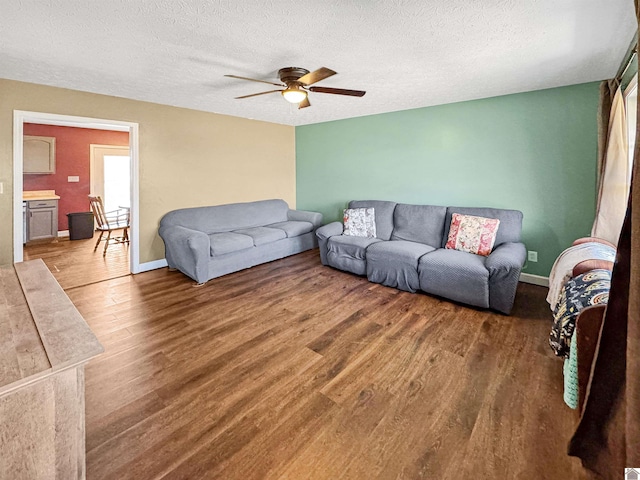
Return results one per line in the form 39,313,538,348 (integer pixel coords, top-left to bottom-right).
343,208,376,238
445,213,500,256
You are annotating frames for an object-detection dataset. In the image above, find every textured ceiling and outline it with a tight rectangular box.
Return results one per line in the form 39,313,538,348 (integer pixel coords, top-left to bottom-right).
1,0,636,126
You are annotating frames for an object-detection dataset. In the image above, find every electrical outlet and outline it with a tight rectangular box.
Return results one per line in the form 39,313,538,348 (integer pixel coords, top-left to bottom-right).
528,251,538,262
68,176,80,182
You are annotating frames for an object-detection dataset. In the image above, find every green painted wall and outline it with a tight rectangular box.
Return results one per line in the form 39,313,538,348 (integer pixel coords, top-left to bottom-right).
296,82,600,277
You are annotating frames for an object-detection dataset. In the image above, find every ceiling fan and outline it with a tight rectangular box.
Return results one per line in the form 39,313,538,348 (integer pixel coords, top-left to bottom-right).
224,67,366,109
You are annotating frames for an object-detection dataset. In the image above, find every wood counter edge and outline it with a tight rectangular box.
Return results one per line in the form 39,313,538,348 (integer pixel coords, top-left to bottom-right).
13,259,104,373
0,356,96,399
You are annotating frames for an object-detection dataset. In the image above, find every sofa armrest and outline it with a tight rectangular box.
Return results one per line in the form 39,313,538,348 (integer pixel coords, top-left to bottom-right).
485,242,527,315
486,242,527,274
316,222,343,240
288,209,323,229
158,225,210,283
315,221,343,265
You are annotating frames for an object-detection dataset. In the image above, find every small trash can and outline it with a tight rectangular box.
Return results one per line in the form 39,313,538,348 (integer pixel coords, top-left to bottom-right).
67,212,95,240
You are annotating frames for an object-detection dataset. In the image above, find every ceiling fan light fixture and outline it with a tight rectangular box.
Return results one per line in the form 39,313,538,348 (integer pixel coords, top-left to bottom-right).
226,67,366,109
281,87,307,104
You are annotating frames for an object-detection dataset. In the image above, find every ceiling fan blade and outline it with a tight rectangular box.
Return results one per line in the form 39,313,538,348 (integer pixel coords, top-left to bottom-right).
298,67,337,86
235,90,282,99
225,74,284,87
309,86,366,97
298,97,311,109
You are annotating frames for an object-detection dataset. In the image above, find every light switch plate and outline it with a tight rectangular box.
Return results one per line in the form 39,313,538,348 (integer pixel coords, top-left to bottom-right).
68,176,80,182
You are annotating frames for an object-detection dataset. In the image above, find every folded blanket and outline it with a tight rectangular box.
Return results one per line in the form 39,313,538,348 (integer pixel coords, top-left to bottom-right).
546,242,616,310
549,269,611,359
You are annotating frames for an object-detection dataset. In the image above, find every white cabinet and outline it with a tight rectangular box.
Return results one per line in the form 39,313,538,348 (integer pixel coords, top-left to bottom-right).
23,135,56,174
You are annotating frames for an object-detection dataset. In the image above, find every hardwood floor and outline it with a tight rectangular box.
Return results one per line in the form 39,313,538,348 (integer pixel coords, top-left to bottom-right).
23,231,130,289
63,250,589,480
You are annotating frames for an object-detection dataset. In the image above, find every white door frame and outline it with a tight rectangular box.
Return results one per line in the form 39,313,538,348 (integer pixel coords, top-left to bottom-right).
13,110,142,274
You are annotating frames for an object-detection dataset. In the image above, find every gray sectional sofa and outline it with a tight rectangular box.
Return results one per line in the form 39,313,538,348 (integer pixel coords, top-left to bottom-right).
316,200,526,314
159,199,322,284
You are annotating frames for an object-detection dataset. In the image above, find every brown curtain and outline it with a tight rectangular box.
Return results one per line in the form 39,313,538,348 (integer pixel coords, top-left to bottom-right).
568,3,640,476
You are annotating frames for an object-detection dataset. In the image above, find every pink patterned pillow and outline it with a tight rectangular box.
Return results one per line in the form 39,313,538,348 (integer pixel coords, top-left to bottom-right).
445,213,500,256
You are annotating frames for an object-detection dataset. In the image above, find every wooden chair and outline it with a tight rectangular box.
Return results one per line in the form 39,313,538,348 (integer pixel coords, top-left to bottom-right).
575,304,606,414
572,257,614,415
88,195,130,256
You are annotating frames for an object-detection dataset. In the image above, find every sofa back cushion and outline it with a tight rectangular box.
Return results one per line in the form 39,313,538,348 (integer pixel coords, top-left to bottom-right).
160,199,289,234
442,206,523,248
348,200,397,240
390,204,447,247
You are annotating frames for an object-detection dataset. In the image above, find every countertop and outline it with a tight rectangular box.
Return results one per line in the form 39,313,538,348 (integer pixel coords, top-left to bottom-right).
23,189,60,201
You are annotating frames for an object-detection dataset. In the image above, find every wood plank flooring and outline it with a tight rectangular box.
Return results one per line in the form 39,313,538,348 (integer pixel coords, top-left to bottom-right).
23,232,130,290
62,249,590,480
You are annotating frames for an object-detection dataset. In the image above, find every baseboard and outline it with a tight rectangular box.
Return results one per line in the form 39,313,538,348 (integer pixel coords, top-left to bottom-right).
137,258,168,273
519,273,549,287
58,230,69,237
135,257,549,287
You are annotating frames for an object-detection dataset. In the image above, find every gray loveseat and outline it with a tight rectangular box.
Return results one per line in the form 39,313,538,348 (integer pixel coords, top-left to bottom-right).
316,200,526,314
159,199,322,284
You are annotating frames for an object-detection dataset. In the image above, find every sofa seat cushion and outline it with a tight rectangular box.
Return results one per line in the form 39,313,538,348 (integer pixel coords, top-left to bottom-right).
328,235,382,260
366,240,436,293
233,226,286,246
208,232,254,256
418,248,490,308
267,221,314,238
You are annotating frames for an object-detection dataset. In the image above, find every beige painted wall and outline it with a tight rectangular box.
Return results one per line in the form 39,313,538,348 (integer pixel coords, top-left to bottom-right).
0,79,295,266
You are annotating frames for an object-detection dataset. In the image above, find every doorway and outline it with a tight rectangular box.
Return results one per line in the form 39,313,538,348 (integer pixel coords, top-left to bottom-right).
90,144,131,212
13,111,141,286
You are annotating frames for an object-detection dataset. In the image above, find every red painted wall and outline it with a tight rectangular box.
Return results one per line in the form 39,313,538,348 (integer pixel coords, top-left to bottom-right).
23,124,129,230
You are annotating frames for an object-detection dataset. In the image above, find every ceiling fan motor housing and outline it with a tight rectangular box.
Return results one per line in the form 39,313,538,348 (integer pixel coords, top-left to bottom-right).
278,67,310,86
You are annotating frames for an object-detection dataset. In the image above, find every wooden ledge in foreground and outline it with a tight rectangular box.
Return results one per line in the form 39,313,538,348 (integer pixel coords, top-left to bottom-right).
0,259,103,480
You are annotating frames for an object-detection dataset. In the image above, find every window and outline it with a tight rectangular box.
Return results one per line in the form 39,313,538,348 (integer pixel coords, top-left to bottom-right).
103,154,131,213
